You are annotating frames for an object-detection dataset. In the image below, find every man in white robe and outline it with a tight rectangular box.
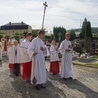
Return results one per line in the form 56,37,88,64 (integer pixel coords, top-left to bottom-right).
28,30,46,90
59,33,73,80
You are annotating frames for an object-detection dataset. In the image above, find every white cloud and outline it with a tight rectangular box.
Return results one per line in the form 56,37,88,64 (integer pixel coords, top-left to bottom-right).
0,0,98,32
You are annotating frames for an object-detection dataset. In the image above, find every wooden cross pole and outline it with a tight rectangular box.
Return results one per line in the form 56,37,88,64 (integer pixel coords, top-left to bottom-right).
42,1,48,29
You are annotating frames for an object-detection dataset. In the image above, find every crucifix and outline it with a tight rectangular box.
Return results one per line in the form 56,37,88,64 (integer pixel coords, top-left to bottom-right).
42,1,48,29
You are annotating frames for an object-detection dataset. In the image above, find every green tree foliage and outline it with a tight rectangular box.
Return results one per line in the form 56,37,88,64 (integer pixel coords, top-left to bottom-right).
69,30,76,40
79,18,92,39
53,27,66,42
32,30,38,37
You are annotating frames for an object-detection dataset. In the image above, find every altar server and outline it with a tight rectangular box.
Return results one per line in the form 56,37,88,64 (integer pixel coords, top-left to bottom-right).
21,33,32,81
50,40,60,75
8,40,22,76
59,33,73,80
0,42,2,61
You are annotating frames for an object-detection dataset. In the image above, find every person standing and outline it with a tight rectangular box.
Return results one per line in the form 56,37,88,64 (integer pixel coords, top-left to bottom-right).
20,34,25,45
28,30,46,90
59,33,73,80
43,40,49,60
7,40,22,76
1,35,7,56
50,40,60,75
8,35,15,47
21,33,32,82
0,42,2,61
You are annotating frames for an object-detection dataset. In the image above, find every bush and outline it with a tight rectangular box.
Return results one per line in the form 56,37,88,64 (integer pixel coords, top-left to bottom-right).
14,35,21,42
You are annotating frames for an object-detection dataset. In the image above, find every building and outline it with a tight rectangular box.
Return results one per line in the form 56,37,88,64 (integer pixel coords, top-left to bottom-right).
0,22,32,34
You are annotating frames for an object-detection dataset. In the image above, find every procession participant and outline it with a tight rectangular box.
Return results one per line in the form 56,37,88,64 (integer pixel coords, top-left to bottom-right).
28,30,46,90
21,33,32,82
1,35,7,56
8,35,15,47
20,34,25,45
43,40,49,60
59,33,73,80
0,42,2,61
50,40,60,75
7,40,22,76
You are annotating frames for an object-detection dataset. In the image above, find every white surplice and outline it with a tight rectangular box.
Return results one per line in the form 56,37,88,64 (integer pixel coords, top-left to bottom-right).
20,38,25,45
20,39,31,63
7,45,22,64
59,39,73,78
44,45,50,57
8,39,15,47
50,45,59,62
0,42,2,60
28,37,46,85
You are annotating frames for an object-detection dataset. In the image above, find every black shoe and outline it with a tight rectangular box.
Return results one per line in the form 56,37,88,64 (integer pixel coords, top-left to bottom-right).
35,85,41,90
26,80,31,83
63,78,67,81
41,84,46,88
15,74,19,76
68,77,73,79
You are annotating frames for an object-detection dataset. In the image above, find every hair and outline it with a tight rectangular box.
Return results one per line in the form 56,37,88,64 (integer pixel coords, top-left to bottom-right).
13,40,18,44
22,34,25,37
51,40,56,45
26,32,32,37
9,35,14,38
38,30,45,35
65,32,70,36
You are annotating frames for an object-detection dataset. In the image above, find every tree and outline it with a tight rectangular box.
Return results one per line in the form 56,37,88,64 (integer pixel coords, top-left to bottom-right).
53,27,66,42
32,30,38,37
69,30,76,41
79,18,92,39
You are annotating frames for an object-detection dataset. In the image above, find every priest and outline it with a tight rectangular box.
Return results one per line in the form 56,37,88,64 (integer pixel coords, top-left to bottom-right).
28,30,46,90
59,33,73,80
21,33,32,82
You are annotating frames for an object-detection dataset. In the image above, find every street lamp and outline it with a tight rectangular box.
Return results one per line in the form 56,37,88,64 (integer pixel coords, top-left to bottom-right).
42,1,48,29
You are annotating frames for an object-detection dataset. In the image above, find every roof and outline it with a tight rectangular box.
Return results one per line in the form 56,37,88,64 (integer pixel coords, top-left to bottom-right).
2,21,28,26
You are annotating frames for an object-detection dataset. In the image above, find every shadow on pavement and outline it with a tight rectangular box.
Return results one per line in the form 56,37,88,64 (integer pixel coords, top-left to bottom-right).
11,76,67,98
0,61,2,67
50,74,98,98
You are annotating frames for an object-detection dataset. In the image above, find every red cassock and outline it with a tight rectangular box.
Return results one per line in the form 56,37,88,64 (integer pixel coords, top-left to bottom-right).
9,64,20,73
22,61,32,80
4,41,7,51
50,61,60,75
9,64,14,72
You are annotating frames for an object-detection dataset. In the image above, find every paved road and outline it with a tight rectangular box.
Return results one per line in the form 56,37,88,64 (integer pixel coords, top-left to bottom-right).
0,57,98,98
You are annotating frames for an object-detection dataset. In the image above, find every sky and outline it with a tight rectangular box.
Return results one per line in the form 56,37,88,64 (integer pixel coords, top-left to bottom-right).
0,0,98,32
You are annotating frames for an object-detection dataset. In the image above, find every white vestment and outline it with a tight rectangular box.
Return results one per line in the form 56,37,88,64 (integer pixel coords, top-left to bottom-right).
20,38,25,45
8,38,15,48
50,45,59,62
20,39,31,63
28,37,46,85
44,45,50,57
7,45,22,64
59,39,73,78
0,42,2,60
